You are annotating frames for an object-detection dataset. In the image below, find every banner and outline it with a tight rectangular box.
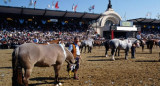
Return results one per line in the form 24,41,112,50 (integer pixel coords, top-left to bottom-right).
19,19,24,24
42,20,46,24
120,21,133,27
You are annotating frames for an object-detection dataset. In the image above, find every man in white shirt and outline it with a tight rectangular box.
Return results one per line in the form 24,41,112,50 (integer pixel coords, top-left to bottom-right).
68,37,81,80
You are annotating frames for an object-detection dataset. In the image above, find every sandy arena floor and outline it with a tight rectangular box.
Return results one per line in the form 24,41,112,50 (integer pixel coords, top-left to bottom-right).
0,46,160,86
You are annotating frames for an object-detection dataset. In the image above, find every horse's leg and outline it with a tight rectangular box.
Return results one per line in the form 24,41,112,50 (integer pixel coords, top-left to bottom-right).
159,52,160,62
88,46,90,53
150,43,153,54
118,49,120,56
80,46,83,53
115,49,117,56
142,44,144,52
84,46,86,53
90,47,92,53
148,42,150,53
88,46,92,53
54,65,62,85
67,63,72,78
23,68,32,86
105,43,109,57
105,47,108,57
111,48,116,61
125,49,129,60
99,44,101,49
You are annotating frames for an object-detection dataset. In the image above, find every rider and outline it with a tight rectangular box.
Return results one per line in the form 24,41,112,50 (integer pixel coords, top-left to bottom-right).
136,32,143,46
136,33,141,40
68,37,81,80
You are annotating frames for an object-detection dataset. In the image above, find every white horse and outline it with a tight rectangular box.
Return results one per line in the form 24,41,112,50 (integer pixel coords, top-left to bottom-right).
80,38,94,53
105,38,140,61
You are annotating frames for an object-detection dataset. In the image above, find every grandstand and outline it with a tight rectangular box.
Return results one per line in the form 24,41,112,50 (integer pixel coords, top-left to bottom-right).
128,18,160,34
0,5,102,49
0,5,102,32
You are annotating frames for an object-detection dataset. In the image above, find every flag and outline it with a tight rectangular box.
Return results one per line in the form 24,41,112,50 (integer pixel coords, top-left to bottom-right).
4,0,7,4
72,4,74,11
55,1,59,9
51,1,54,9
88,5,95,12
52,1,54,6
146,13,150,17
74,5,77,12
91,5,95,10
123,12,126,21
88,7,92,12
29,0,33,6
34,0,36,8
157,14,160,19
48,4,50,8
146,12,151,18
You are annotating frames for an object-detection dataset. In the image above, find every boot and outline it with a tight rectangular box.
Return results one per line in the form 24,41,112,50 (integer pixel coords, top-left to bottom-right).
74,71,79,80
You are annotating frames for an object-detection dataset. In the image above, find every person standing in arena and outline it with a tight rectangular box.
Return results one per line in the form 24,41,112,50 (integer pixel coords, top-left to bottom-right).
68,37,81,80
131,44,136,59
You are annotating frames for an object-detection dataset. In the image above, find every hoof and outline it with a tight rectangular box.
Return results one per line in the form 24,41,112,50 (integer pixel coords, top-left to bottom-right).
55,83,62,86
125,58,128,60
105,55,108,57
59,83,62,86
111,58,115,61
131,57,135,59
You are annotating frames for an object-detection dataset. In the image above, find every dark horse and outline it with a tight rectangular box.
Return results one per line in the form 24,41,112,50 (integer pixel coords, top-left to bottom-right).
12,43,75,86
146,39,155,53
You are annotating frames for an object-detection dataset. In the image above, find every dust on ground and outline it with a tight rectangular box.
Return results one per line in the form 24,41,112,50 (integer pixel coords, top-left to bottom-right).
0,46,160,86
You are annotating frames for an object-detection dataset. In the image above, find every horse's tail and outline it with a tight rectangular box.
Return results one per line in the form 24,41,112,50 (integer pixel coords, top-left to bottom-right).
12,47,24,86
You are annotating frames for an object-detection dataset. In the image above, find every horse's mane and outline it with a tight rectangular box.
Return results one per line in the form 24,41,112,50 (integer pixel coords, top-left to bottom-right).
127,38,137,40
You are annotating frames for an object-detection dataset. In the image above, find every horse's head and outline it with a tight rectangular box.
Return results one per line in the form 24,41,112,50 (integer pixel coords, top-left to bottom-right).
141,40,146,45
65,48,75,64
134,39,140,48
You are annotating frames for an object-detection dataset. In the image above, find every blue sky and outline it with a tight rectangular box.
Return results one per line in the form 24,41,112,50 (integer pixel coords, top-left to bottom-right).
0,0,160,20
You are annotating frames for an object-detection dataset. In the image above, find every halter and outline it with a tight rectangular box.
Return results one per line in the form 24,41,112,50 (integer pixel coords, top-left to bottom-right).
134,40,140,46
59,44,66,59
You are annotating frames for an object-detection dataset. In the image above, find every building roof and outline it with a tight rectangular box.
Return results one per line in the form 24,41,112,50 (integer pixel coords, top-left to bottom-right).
128,18,160,24
0,5,102,20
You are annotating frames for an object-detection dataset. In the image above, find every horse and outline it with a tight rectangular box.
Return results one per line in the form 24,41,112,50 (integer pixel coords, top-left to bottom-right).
105,38,140,61
12,43,75,86
80,38,94,53
141,34,159,53
93,40,104,48
138,39,147,52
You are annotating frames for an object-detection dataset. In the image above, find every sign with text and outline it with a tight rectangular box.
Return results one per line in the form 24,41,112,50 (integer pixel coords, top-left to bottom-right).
50,19,58,22
120,21,133,27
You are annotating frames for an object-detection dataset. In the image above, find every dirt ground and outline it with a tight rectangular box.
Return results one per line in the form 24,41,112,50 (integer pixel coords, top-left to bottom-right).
0,46,160,86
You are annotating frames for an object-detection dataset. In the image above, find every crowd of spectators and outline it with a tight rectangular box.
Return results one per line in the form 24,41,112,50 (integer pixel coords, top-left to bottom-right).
0,20,99,49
